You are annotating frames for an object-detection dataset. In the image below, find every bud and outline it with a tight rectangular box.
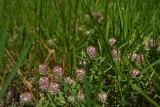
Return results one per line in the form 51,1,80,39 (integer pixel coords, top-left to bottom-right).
87,46,96,60
38,77,50,91
38,64,47,75
98,92,107,103
20,92,32,103
48,82,59,95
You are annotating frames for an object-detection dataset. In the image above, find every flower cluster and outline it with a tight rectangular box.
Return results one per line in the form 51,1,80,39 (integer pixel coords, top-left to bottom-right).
53,66,63,82
48,82,59,95
47,40,53,47
76,68,85,83
38,64,47,75
98,92,107,103
38,76,50,91
68,95,75,103
108,38,116,46
64,77,74,85
77,92,85,101
20,92,32,103
132,69,139,78
87,46,96,60
79,60,87,66
128,52,145,65
144,38,155,51
112,49,121,63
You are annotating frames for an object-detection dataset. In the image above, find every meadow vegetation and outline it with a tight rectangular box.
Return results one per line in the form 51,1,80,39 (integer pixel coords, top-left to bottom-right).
0,0,160,106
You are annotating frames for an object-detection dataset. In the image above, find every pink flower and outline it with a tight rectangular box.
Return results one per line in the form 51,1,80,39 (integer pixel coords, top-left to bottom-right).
87,46,96,60
108,38,116,46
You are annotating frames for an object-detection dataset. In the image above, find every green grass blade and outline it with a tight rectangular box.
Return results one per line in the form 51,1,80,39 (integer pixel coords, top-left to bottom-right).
141,58,160,77
132,84,160,107
84,73,91,107
0,16,9,71
0,36,35,99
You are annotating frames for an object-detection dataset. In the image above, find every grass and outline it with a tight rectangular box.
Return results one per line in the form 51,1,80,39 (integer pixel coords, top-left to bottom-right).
0,0,160,106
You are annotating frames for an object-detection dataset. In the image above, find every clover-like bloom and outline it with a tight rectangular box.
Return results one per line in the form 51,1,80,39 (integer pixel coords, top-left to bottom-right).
38,64,47,75
64,77,74,85
108,38,116,46
84,14,90,22
53,66,63,82
98,92,107,103
77,92,85,101
87,46,96,60
76,68,85,83
112,49,121,63
68,95,75,103
132,69,139,78
20,92,32,103
144,38,155,50
47,40,53,47
38,76,50,91
48,82,59,95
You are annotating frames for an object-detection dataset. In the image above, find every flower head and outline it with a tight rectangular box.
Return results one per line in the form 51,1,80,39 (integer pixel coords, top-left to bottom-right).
79,60,86,66
112,49,121,63
132,69,139,78
76,68,85,83
48,82,59,95
20,92,32,103
144,38,155,50
87,46,96,60
64,77,74,85
38,64,47,75
84,14,90,22
53,66,63,82
108,38,116,46
68,95,75,103
47,40,53,47
98,92,107,103
92,12,101,19
77,93,85,101
38,76,50,91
